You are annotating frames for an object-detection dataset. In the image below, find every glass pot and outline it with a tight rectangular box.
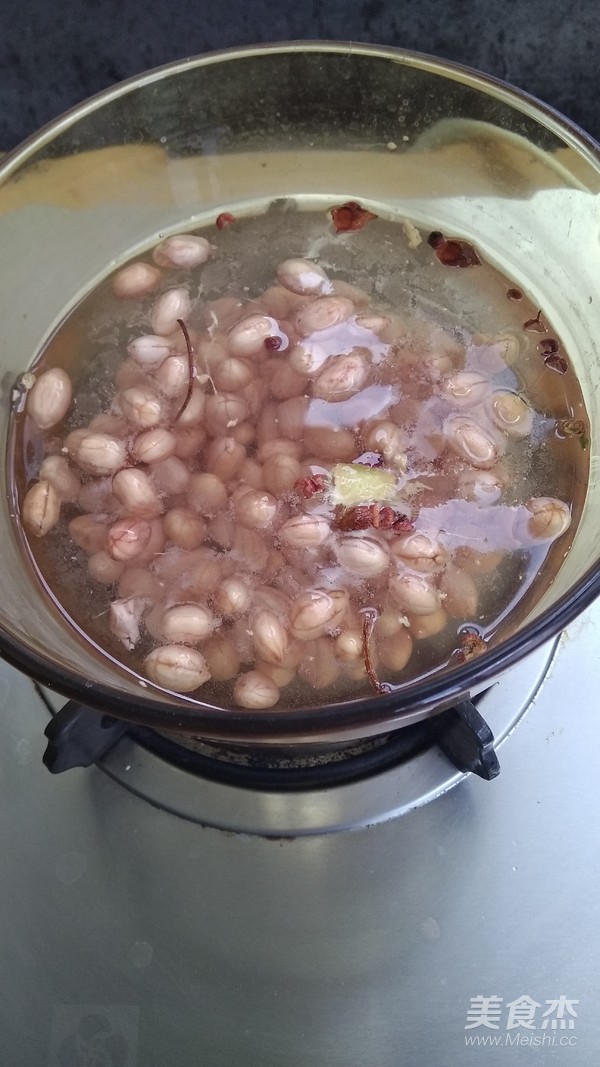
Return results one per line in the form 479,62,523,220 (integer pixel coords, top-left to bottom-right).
1,43,599,744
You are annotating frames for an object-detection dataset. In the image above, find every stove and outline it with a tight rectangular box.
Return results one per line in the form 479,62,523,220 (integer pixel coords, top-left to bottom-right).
2,601,599,1065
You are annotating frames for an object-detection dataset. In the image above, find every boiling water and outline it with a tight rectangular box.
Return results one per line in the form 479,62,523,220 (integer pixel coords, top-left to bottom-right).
8,202,589,709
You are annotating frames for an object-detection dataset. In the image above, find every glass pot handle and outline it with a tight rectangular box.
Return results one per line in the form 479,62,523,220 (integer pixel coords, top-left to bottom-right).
436,698,500,780
43,701,129,773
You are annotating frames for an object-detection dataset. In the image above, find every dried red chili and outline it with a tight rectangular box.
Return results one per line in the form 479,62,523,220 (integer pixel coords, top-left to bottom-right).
523,310,547,333
427,231,481,268
334,506,373,531
331,201,378,233
264,336,282,351
544,354,568,374
216,212,236,229
379,508,414,532
333,504,413,532
293,474,329,499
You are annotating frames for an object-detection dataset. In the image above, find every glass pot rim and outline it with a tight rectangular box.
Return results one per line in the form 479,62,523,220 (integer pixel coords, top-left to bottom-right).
2,40,600,738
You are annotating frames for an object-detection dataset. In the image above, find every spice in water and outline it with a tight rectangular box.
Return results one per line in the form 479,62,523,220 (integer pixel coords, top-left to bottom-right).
10,206,588,709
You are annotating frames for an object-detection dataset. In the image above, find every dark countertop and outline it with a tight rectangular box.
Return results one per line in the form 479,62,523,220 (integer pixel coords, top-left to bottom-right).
0,0,599,150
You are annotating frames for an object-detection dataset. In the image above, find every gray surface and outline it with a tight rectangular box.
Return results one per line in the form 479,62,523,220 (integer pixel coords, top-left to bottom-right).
0,0,599,149
0,601,599,1065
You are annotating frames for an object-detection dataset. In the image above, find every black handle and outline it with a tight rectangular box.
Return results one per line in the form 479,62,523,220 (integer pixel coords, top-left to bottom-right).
42,697,500,781
43,701,130,773
437,698,500,780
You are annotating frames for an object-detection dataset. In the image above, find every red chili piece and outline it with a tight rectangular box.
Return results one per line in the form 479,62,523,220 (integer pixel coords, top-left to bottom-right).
544,354,568,374
293,474,329,499
264,336,282,351
427,231,481,268
538,338,559,356
334,506,373,531
331,201,378,233
376,507,401,529
216,212,236,229
523,310,547,333
334,504,413,532
454,632,487,663
390,513,415,532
